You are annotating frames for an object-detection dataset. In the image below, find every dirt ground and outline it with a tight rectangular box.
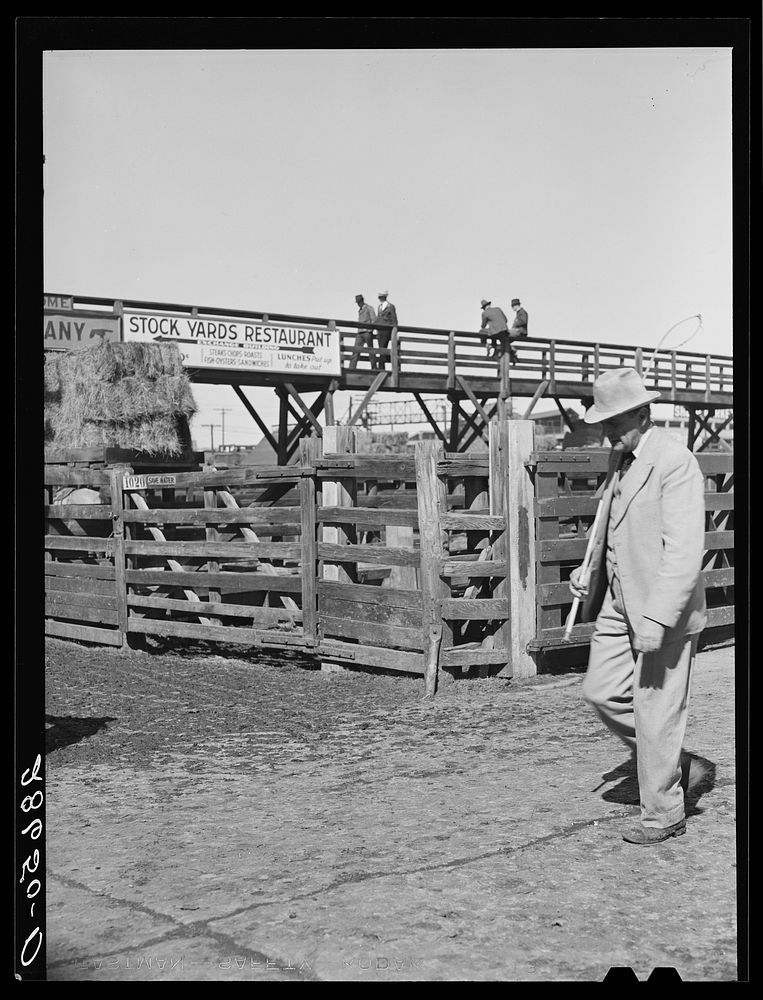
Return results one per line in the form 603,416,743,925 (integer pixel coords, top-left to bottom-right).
43,633,740,982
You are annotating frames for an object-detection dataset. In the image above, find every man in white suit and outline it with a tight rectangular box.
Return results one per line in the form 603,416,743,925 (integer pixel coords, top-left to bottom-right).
569,368,707,845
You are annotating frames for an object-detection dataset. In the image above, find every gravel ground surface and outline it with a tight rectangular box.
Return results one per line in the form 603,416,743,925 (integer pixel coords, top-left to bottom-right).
43,634,739,982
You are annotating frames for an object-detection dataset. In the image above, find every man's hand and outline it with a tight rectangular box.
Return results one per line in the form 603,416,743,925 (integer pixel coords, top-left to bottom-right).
569,565,588,600
633,617,666,654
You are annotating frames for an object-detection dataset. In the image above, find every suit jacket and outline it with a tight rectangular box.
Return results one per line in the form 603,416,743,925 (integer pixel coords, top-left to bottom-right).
480,307,509,338
582,427,707,641
377,301,398,327
357,303,377,330
511,307,528,336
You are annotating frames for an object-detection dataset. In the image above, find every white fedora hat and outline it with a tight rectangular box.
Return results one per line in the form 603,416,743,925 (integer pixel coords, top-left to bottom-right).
583,367,661,424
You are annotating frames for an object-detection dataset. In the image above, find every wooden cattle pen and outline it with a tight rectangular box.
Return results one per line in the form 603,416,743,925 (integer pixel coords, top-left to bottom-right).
44,422,735,692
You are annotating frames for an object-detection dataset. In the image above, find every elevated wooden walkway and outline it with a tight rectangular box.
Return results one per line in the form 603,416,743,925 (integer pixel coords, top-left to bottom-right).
46,296,733,456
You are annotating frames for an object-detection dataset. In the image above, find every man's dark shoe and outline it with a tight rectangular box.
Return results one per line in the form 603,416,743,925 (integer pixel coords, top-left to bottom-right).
622,819,686,845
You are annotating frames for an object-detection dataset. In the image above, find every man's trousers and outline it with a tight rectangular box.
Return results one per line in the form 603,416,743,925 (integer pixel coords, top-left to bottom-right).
582,584,698,829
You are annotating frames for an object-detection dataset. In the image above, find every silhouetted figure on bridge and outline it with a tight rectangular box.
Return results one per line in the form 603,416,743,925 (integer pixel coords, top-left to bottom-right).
479,299,510,361
349,294,378,370
375,290,398,371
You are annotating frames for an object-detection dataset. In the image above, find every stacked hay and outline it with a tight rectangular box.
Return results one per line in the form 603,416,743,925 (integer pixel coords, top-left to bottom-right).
44,342,197,455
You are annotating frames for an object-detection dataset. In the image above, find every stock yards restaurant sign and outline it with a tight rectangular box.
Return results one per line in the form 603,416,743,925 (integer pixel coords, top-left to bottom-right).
123,310,341,377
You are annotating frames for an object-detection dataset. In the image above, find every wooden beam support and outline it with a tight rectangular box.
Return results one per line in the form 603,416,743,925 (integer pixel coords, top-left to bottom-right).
412,391,449,446
232,384,278,452
283,383,325,437
348,371,388,427
553,395,575,431
522,380,549,419
456,374,493,429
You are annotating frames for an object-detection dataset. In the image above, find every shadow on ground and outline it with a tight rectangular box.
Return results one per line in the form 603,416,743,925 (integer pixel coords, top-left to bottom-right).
46,715,118,754
598,751,717,817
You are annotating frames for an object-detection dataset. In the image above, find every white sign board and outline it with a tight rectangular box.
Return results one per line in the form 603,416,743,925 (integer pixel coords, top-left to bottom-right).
123,474,178,490
44,313,121,349
123,311,341,377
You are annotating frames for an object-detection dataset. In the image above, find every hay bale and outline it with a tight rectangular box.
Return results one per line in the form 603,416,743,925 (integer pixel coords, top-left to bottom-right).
45,342,197,456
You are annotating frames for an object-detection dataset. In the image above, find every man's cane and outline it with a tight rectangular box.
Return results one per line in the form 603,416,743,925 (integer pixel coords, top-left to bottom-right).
563,495,605,641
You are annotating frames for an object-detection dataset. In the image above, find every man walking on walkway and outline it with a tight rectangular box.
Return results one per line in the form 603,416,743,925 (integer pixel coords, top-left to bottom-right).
349,294,378,370
375,290,398,371
569,368,707,845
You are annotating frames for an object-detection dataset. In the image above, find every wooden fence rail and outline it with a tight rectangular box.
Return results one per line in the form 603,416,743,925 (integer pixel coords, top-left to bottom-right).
45,422,734,685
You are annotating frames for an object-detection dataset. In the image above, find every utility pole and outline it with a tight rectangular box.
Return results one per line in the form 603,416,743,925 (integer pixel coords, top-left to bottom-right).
202,423,219,452
215,408,231,449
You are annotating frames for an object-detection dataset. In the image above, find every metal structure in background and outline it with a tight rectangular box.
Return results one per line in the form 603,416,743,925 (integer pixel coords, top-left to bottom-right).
44,295,734,458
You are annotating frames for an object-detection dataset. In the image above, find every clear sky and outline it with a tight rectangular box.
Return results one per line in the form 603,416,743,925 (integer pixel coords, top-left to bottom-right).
42,46,733,446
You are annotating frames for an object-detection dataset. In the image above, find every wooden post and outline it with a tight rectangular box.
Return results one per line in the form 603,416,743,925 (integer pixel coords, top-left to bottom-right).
548,340,557,395
488,420,513,674
277,387,289,465
498,350,511,422
504,420,538,678
204,467,222,625
447,332,456,391
415,439,449,697
389,326,399,388
299,436,319,646
108,468,128,649
635,346,643,375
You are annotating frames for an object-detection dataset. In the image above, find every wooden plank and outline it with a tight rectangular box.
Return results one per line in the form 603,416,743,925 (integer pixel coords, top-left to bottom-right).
46,591,118,611
45,620,123,646
319,596,422,629
282,382,325,436
441,598,509,620
317,458,416,480
440,646,516,667
317,615,425,650
122,507,303,525
318,580,422,609
45,561,116,580
347,371,389,427
123,540,303,560
439,559,508,578
504,419,538,678
528,622,597,649
695,454,734,475
126,617,305,647
44,468,112,486
126,595,302,623
535,496,600,517
539,537,590,562
45,504,112,519
415,439,450,696
45,535,114,553
124,568,302,591
317,638,425,675
705,606,735,627
703,531,735,550
45,575,117,597
318,542,420,567
440,513,505,531
45,601,120,625
702,567,735,587
299,436,319,645
318,506,419,528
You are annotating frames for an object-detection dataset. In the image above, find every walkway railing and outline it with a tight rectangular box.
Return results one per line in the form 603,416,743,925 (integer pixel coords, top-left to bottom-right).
51,295,733,401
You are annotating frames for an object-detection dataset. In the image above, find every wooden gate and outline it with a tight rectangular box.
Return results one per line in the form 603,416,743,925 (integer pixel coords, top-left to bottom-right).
527,447,735,654
44,423,734,684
